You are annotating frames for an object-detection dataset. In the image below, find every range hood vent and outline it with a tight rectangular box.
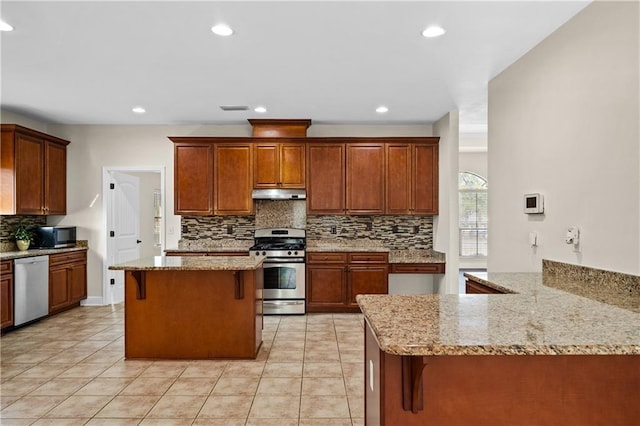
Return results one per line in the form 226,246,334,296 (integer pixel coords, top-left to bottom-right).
252,189,307,200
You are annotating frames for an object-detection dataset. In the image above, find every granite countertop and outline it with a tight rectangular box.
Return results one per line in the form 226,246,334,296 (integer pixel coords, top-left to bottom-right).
165,240,253,253
0,245,88,261
306,240,445,263
109,255,264,271
358,272,640,356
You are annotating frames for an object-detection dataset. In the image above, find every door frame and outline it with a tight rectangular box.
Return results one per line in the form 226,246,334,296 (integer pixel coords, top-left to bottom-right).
102,166,166,306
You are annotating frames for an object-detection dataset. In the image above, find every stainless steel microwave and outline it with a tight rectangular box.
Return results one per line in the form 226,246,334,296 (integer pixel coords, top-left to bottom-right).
32,226,77,248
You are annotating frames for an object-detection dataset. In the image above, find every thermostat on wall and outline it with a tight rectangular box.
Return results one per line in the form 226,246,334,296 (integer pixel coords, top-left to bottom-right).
524,193,544,214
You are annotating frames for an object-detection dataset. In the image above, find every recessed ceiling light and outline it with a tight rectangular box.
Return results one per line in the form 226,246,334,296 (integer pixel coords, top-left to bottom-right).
0,21,14,32
254,106,267,113
376,106,389,114
211,24,233,37
132,106,146,114
422,26,446,38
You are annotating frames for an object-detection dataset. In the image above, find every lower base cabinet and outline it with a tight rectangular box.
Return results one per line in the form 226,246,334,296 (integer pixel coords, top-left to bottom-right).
49,251,87,314
1,260,14,330
307,252,388,313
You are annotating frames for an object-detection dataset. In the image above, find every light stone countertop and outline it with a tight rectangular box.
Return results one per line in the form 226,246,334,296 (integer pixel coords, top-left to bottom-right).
109,255,264,271
0,245,88,261
358,272,640,356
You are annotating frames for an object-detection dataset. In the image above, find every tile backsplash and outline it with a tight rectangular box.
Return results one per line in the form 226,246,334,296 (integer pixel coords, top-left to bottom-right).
0,215,47,251
180,200,433,250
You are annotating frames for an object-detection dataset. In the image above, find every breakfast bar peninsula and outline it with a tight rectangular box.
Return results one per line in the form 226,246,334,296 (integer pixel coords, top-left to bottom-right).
109,256,263,360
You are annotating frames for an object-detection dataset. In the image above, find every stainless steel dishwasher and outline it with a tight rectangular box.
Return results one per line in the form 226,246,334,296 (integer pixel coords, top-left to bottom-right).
14,255,49,326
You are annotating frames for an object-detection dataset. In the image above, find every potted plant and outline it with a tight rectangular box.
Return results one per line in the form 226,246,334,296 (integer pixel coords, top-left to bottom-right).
14,225,33,251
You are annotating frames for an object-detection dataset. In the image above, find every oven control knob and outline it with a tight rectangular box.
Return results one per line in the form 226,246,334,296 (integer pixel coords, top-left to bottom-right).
262,251,266,256
294,251,298,255
288,251,292,255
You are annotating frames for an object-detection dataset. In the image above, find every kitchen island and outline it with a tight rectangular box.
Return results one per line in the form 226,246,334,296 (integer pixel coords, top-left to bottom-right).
109,255,263,360
358,265,640,425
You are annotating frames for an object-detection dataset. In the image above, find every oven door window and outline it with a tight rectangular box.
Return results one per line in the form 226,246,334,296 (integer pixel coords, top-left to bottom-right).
264,266,299,290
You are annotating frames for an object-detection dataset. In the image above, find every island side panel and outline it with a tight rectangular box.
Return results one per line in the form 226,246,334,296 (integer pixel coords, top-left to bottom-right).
365,323,639,425
125,269,260,359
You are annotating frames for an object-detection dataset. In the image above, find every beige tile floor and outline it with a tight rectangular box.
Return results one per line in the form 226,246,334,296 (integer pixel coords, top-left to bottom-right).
0,304,366,425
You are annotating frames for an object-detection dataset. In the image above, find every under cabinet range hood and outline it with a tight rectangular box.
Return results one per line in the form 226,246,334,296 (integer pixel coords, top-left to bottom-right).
252,189,307,200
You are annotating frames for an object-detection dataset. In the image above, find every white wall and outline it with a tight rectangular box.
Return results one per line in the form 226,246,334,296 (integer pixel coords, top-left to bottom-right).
459,151,488,180
433,111,460,294
488,1,639,274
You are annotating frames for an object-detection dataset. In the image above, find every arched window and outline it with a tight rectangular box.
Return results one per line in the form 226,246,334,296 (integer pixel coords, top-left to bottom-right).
459,172,488,257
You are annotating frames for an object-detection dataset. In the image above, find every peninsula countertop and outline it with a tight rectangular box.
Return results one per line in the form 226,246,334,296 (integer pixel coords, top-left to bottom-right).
109,255,264,271
357,271,640,357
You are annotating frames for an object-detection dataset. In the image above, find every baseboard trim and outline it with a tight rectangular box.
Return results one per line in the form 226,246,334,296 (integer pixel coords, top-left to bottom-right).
81,296,105,306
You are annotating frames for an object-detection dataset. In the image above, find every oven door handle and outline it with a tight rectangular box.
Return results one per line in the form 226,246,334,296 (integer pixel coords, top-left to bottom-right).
264,300,305,306
263,259,305,265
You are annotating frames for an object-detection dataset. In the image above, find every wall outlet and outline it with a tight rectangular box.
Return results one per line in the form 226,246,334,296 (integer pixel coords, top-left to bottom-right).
413,225,420,234
365,222,373,231
330,225,337,234
391,225,399,233
226,225,233,234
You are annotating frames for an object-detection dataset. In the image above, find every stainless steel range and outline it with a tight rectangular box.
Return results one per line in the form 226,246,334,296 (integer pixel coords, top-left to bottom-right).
251,228,306,315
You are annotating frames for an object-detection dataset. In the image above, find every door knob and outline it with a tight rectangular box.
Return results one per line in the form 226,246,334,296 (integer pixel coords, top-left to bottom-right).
136,240,142,244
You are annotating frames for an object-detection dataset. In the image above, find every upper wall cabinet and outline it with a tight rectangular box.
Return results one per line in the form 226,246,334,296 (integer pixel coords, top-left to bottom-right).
253,141,306,189
307,137,439,216
307,143,346,214
170,138,254,216
0,124,69,215
386,140,439,215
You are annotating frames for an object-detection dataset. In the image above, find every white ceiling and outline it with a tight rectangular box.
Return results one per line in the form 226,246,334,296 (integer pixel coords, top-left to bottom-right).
1,1,590,131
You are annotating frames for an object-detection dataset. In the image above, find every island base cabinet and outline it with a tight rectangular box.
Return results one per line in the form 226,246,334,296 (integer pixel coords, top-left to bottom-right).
365,324,639,426
125,269,262,360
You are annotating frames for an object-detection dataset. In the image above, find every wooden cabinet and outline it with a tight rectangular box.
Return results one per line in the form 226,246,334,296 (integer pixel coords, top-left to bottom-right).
215,143,254,215
465,278,505,294
390,263,445,274
174,143,214,215
346,143,385,215
49,251,87,314
254,142,305,188
307,253,347,312
0,124,69,215
306,137,439,216
1,260,14,330
386,141,439,215
307,252,388,313
307,143,346,214
171,138,253,216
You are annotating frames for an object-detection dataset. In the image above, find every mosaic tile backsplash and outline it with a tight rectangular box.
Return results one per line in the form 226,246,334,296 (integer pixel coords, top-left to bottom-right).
180,199,434,250
0,215,47,251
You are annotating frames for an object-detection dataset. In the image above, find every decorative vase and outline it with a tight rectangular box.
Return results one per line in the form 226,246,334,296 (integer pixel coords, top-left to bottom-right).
16,240,30,251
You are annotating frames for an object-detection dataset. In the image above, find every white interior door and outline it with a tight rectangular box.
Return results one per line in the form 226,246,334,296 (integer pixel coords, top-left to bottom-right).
109,172,140,304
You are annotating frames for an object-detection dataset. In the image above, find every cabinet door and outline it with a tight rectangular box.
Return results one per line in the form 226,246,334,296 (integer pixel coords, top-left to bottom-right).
413,144,438,215
49,267,70,313
346,144,385,215
215,144,253,215
174,144,213,215
307,144,345,214
280,143,305,188
385,144,412,215
348,265,389,307
44,141,67,215
306,265,347,310
68,262,87,302
15,133,44,215
254,143,279,188
1,261,13,329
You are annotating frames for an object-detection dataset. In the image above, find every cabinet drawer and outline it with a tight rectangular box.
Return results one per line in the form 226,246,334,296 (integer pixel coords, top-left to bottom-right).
465,279,505,294
166,251,249,257
307,252,348,264
0,260,13,275
348,252,388,264
49,251,87,267
390,263,445,274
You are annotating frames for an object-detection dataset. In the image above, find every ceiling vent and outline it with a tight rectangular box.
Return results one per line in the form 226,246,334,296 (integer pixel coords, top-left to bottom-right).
219,105,249,111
